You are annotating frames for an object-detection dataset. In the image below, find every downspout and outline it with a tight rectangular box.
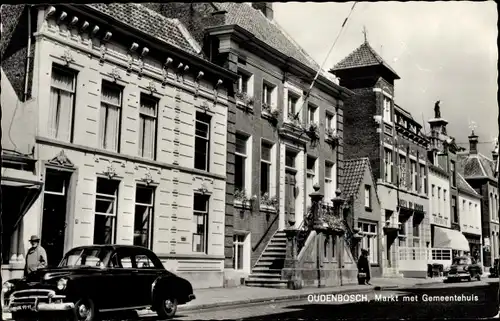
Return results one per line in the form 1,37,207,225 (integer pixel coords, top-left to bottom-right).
23,5,32,102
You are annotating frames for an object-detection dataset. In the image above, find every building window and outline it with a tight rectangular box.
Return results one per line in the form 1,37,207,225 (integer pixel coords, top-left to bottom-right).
384,148,393,183
235,133,250,194
306,156,316,207
287,92,299,120
398,155,407,188
262,82,275,108
307,104,317,125
398,220,406,237
364,185,371,209
94,178,119,245
462,199,466,212
413,217,420,238
450,161,456,187
496,195,499,221
358,222,378,264
194,112,211,171
237,71,251,95
49,65,76,141
192,194,208,253
285,150,298,218
260,141,273,196
233,234,245,270
420,164,426,194
383,97,391,123
431,184,435,197
410,160,417,192
325,162,334,204
99,81,122,152
490,193,494,221
138,94,158,159
325,112,336,131
452,196,458,223
134,185,155,249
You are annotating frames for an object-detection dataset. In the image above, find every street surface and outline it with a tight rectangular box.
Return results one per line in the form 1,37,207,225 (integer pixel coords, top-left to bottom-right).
118,279,498,320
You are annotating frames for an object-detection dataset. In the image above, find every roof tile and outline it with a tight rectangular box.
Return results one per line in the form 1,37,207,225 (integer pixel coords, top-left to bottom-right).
342,158,371,200
86,3,203,58
456,172,480,197
215,3,339,84
457,152,496,180
332,41,399,79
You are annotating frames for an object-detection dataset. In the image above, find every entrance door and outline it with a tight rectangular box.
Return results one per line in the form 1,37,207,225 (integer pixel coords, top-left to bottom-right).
285,169,297,227
41,170,70,266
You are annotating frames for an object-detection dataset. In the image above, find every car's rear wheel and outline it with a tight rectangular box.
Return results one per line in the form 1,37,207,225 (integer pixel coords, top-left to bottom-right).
156,297,178,319
73,298,97,321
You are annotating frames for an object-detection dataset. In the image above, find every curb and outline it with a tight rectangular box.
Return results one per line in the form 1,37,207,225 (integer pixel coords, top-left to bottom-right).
173,284,394,313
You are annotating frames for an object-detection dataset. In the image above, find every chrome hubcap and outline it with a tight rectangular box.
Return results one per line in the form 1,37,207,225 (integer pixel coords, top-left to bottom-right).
164,299,174,312
78,303,90,319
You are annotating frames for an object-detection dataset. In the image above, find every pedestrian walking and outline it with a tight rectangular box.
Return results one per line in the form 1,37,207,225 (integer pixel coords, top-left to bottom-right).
357,249,371,285
24,235,48,276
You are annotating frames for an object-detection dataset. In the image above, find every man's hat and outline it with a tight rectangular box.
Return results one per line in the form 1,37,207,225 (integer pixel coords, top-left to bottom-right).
29,235,40,242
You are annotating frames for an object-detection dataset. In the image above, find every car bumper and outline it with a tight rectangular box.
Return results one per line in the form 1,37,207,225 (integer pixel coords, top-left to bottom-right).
446,273,470,279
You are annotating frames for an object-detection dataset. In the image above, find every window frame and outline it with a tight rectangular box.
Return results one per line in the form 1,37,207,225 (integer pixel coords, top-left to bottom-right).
324,161,334,204
138,93,159,160
49,64,78,142
94,177,119,245
192,194,209,254
99,81,123,152
384,148,393,183
307,103,317,125
194,112,212,172
260,141,273,196
364,185,371,209
235,132,250,194
357,221,378,264
233,233,246,271
133,185,155,249
287,91,299,120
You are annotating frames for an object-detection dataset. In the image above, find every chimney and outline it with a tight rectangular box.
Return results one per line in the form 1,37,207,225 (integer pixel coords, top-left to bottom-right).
252,3,273,20
469,132,479,154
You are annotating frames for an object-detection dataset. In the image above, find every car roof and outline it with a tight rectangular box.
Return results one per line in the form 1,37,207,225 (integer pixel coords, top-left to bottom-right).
69,245,154,252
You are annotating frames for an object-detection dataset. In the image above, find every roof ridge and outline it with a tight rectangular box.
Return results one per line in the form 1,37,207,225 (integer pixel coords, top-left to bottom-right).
171,18,203,55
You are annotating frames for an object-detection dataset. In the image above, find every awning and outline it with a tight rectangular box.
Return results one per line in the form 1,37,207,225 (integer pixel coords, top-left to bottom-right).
1,176,43,233
433,226,470,251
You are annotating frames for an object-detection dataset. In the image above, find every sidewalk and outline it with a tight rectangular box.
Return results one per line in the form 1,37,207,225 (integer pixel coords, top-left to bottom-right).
137,276,444,316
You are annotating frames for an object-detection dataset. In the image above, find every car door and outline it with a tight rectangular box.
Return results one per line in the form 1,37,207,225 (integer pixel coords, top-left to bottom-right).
133,250,162,306
114,249,141,308
100,251,133,310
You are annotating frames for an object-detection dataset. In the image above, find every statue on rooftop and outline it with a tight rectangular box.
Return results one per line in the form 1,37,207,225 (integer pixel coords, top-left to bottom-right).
434,100,441,119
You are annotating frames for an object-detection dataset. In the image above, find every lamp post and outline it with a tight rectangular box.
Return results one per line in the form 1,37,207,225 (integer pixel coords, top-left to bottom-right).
332,189,346,285
309,184,324,288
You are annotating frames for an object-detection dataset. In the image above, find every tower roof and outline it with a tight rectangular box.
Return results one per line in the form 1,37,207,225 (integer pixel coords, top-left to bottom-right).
331,41,400,80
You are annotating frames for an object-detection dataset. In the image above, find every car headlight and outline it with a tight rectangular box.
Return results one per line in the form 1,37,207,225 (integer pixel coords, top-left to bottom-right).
2,282,13,293
57,278,68,291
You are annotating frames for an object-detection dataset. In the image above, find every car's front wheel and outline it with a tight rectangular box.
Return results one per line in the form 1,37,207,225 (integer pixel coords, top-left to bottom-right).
73,298,97,321
156,297,178,319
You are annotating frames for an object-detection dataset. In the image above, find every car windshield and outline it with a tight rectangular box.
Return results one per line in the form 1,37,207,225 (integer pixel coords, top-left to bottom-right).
453,257,471,265
59,248,109,268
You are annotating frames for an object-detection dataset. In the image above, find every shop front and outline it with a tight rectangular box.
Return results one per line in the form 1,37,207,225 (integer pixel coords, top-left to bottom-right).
462,232,482,263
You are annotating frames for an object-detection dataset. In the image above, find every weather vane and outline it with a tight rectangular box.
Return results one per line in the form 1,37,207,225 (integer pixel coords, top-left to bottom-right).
468,120,477,135
362,26,368,43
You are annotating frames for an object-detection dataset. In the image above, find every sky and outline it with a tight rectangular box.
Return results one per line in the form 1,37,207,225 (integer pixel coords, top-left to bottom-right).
273,1,498,156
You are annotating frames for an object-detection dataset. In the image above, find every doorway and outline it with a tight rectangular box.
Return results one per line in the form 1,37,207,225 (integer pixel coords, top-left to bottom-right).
41,169,70,266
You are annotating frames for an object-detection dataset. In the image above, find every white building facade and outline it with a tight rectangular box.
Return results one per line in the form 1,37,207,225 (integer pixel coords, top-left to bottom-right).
458,173,483,263
2,4,237,288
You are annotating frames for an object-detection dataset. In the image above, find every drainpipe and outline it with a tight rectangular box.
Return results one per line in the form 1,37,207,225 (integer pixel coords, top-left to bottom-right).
24,5,32,102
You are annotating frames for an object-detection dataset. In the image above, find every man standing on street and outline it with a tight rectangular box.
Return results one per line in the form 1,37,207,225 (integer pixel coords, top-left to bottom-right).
24,235,48,276
357,249,371,285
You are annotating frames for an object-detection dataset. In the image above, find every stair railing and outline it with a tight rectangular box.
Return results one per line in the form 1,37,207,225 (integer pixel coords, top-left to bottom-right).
251,214,281,271
295,208,313,257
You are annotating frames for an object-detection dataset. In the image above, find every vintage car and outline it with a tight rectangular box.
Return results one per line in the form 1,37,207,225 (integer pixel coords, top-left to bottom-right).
489,258,500,278
444,255,482,282
2,245,195,320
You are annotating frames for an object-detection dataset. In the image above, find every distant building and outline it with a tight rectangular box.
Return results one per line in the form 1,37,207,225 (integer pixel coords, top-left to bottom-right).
426,104,471,268
457,173,482,262
342,158,383,276
1,4,237,288
331,40,431,278
457,130,498,267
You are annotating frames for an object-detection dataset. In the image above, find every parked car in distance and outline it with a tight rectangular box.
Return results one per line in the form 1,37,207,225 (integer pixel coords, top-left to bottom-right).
489,258,500,278
444,256,482,283
2,245,196,321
